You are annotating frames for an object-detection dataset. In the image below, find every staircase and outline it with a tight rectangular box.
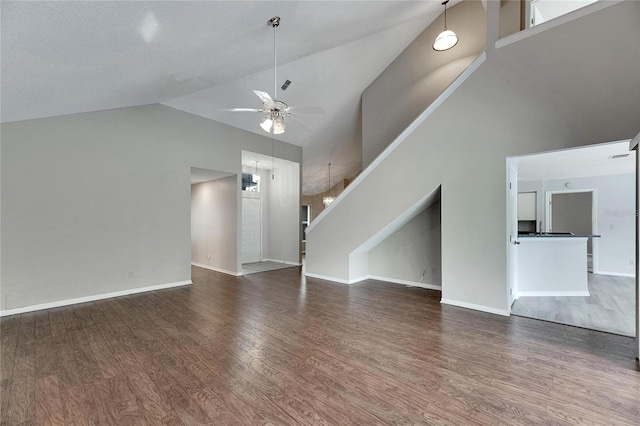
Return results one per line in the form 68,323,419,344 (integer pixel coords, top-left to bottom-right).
305,0,640,314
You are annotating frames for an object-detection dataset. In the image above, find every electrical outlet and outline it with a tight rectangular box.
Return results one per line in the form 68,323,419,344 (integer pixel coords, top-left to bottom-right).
207,253,211,260
630,260,635,266
128,271,134,278
432,267,437,274
610,224,614,230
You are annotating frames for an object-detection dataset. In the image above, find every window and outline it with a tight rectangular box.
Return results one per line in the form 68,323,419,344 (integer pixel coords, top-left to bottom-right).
242,173,261,192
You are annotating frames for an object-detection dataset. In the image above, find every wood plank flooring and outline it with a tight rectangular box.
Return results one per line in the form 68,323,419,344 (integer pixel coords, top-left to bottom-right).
512,273,636,336
1,265,639,425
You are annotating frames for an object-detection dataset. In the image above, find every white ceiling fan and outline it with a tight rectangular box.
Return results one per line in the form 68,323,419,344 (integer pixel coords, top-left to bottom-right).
220,16,324,135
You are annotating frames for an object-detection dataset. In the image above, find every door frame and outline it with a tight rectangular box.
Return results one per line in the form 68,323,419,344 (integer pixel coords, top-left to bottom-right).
545,188,598,273
506,159,519,310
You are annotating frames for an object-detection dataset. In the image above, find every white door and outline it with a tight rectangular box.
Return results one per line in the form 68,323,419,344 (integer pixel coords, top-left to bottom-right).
507,162,519,307
242,198,261,263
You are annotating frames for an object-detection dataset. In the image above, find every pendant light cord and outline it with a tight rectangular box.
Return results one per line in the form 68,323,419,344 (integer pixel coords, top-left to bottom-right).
443,0,449,29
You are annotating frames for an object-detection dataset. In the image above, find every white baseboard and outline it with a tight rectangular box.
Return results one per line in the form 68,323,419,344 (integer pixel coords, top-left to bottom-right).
303,273,444,289
0,280,192,317
441,298,510,317
192,262,242,276
304,272,350,285
367,275,442,291
262,258,302,266
594,271,635,278
517,291,590,297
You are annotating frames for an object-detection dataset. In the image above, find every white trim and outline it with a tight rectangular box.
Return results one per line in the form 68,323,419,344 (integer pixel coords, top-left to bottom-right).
306,52,487,235
595,271,635,278
261,259,302,266
367,276,442,291
191,262,242,276
496,0,624,49
441,298,510,317
0,280,192,317
517,290,590,298
304,272,351,285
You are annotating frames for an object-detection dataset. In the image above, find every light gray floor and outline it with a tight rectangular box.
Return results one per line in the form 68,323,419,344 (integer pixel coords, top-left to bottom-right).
511,273,635,337
242,261,298,275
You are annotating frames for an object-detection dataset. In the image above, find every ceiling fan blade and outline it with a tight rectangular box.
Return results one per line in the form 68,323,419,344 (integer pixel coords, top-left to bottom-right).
253,90,276,108
286,106,325,114
218,108,263,112
287,114,313,133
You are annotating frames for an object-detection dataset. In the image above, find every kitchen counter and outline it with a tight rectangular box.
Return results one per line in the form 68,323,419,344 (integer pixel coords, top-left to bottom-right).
516,236,590,297
518,233,601,238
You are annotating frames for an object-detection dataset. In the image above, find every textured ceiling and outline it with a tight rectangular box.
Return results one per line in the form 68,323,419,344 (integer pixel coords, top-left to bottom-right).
1,1,456,194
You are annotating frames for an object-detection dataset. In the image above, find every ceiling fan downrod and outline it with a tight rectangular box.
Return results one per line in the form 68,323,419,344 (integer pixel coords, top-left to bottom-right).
268,16,280,101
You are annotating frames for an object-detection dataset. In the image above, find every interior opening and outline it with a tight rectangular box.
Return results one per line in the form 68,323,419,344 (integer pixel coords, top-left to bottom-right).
240,151,301,275
507,140,637,337
190,167,237,276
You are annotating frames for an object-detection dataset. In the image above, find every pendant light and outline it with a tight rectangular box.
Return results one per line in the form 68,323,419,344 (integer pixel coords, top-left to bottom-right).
322,163,336,207
433,0,458,51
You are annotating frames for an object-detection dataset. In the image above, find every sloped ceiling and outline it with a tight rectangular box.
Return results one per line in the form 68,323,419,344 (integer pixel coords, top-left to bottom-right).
1,1,458,194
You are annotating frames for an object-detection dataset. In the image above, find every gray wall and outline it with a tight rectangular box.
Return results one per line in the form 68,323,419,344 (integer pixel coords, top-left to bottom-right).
551,192,593,252
267,162,301,264
191,176,238,273
369,200,441,286
1,104,302,310
361,0,486,168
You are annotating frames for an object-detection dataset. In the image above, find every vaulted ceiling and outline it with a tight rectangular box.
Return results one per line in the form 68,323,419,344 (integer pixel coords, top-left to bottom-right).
1,1,459,194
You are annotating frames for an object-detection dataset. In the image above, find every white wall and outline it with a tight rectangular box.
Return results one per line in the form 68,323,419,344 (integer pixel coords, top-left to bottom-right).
369,201,441,287
306,1,640,314
1,104,302,311
191,176,238,274
361,0,486,169
267,162,301,264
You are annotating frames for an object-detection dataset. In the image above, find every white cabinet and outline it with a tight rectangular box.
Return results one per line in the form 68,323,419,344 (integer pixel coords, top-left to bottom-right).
517,192,537,221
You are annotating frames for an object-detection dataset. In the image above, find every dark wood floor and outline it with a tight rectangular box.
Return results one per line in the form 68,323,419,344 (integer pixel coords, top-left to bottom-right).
1,266,639,425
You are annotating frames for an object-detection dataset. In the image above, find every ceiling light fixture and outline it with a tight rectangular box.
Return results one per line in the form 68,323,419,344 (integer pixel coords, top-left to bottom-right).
433,0,458,51
221,17,324,133
323,163,336,207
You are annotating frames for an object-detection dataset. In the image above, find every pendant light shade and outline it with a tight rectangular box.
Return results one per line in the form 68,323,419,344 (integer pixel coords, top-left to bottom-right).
272,117,286,134
260,117,273,132
433,0,458,51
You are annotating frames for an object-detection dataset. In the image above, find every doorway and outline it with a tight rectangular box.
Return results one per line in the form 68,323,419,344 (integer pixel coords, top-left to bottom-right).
546,189,597,272
507,141,637,337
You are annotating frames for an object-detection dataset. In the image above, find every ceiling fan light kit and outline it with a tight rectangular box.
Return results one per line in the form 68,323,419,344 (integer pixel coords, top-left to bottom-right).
433,0,458,51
